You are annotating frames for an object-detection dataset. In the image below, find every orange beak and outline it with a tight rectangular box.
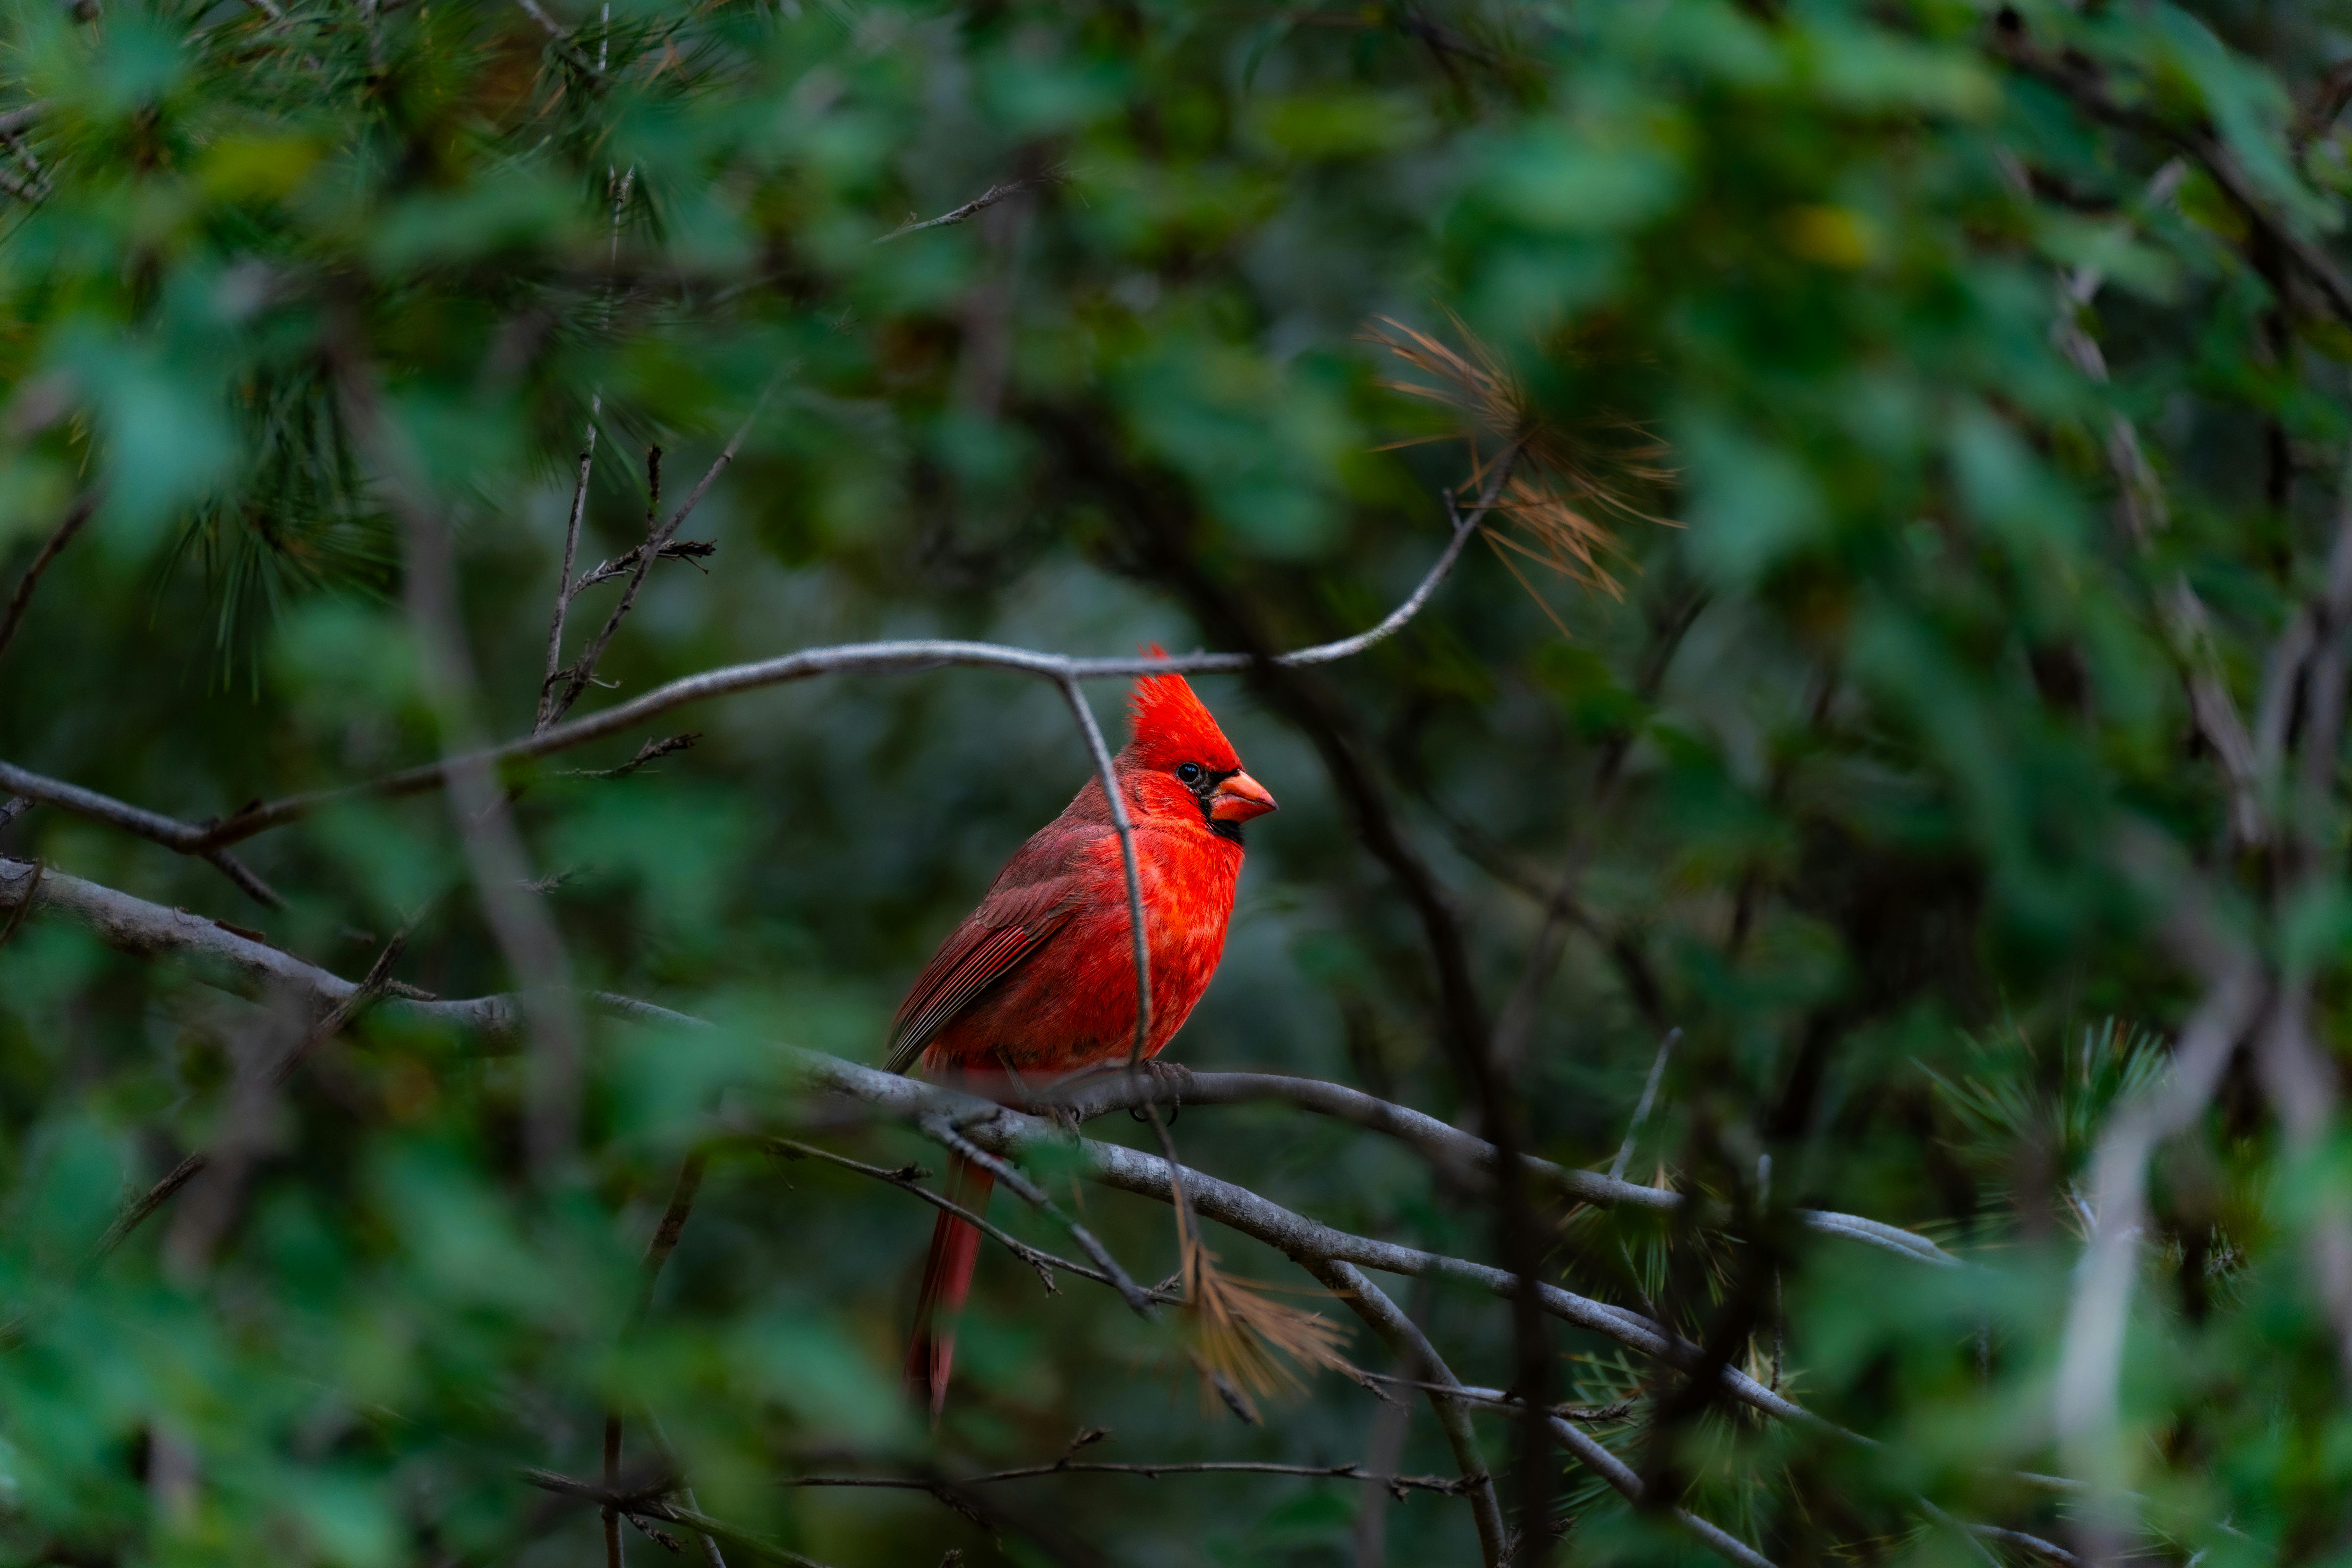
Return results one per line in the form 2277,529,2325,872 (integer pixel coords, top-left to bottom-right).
1210,770,1278,823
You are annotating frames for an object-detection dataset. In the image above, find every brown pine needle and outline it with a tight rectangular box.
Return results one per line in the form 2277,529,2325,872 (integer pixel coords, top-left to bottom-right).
1362,311,1676,612
1178,1233,1355,1421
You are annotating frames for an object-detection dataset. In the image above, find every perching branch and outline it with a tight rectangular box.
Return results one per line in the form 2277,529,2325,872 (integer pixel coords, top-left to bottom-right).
1041,1065,1957,1266
6,851,1950,1457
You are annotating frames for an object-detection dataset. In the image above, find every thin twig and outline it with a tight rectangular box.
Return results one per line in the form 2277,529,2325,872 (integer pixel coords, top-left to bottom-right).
574,537,715,592
874,174,1057,242
359,378,587,1177
560,733,700,780
81,929,405,1279
1609,1027,1680,1183
84,1152,208,1271
0,492,94,666
919,1113,1155,1317
1358,1371,1637,1422
520,1471,837,1568
788,1461,1475,1494
513,0,600,74
538,405,600,734
1055,675,1151,1066
546,401,765,727
766,1137,1152,1298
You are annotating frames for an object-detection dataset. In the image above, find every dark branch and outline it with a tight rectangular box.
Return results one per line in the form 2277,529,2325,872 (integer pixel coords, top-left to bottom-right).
875,173,1060,242
0,492,97,666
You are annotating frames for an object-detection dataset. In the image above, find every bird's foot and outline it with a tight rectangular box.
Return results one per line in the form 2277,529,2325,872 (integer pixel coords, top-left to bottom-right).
1124,1058,1186,1125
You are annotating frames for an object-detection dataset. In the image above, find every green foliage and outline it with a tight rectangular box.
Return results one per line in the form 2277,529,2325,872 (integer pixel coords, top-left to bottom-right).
5,0,2352,1564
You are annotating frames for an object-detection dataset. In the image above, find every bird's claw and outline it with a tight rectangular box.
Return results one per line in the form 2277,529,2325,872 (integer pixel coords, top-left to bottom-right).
1125,1058,1185,1125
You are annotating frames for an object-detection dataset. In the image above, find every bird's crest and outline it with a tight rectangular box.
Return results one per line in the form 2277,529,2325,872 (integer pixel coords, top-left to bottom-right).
1126,646,1240,771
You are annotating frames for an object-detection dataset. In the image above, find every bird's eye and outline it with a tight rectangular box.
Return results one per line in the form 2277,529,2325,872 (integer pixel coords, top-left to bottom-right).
1176,762,1204,785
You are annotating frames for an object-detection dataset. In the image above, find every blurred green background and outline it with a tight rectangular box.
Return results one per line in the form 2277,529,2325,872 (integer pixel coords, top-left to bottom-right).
0,0,2348,1563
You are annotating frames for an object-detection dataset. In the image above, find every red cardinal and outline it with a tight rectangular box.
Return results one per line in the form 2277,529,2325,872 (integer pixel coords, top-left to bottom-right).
887,666,1277,1418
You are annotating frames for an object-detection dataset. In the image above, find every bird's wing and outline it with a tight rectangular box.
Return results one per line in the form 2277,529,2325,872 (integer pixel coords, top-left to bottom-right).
883,837,1093,1076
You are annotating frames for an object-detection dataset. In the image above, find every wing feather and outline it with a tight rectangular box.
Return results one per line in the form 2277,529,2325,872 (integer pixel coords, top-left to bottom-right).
883,851,1090,1075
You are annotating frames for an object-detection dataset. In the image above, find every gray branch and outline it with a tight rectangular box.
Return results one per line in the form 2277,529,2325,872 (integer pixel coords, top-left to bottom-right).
1306,1258,1507,1567
5,853,1920,1443
0,494,1489,859
874,175,1056,243
1044,1065,1958,1266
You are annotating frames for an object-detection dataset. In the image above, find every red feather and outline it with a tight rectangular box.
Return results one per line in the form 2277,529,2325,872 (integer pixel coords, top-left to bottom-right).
895,666,1271,1417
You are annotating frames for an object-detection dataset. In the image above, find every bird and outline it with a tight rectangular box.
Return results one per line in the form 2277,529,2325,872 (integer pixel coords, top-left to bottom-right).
886,663,1277,1419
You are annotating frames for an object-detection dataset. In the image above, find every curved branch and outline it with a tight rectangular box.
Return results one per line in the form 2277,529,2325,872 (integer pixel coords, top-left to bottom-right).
1055,675,1150,1065
1046,1067,1959,1265
5,853,1818,1427
0,507,1487,861
1306,1258,1507,1567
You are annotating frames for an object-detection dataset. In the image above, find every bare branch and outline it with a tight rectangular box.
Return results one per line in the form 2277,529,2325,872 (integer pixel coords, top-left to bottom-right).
0,762,289,906
0,494,1490,859
1044,1066,1959,1265
512,0,600,75
787,1461,1474,1495
559,732,700,780
1055,675,1150,1066
537,407,600,734
0,491,97,666
2054,958,2265,1559
766,1136,1156,1299
5,852,1881,1438
875,174,1058,243
521,1471,837,1568
395,462,585,1175
546,398,768,728
919,1112,1156,1317
1305,1259,1506,1567
573,537,714,593
75,929,405,1283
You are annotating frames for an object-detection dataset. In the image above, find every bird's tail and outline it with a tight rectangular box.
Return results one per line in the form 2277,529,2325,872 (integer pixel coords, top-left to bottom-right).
904,1154,995,1422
